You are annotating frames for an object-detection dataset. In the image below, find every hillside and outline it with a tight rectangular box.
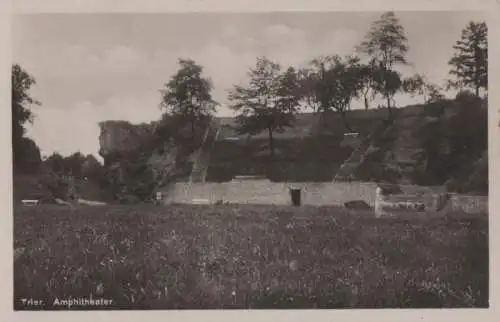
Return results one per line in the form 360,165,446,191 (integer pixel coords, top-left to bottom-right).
204,100,486,193
92,95,487,200
349,97,487,194
206,110,383,182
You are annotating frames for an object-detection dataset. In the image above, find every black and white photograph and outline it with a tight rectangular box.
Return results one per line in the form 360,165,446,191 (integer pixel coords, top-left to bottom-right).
11,6,490,312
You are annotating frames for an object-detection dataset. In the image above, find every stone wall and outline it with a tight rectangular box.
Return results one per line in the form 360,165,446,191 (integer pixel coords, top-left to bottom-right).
162,180,488,215
374,185,448,217
300,182,378,206
450,194,488,214
162,179,378,206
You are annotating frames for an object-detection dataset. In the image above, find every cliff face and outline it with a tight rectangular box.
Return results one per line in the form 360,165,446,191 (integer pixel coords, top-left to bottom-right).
98,120,159,159
98,120,181,201
97,117,208,202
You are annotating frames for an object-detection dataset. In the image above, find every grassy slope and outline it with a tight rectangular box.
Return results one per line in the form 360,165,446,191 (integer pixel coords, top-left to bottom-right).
206,136,353,182
14,205,488,309
208,102,487,187
206,110,382,182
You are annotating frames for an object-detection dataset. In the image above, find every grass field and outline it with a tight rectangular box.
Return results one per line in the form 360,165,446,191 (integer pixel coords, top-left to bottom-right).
14,204,488,310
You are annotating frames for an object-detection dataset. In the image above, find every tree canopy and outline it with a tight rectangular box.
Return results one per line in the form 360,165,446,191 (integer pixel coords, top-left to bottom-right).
448,21,488,97
12,64,42,173
300,55,367,130
228,57,302,157
402,74,445,104
357,12,409,115
160,58,218,139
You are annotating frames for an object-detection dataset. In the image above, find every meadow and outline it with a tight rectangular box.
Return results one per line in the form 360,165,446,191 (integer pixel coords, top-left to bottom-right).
14,204,488,310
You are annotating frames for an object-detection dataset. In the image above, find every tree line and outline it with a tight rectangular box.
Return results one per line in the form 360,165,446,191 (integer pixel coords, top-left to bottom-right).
158,12,488,157
13,12,488,175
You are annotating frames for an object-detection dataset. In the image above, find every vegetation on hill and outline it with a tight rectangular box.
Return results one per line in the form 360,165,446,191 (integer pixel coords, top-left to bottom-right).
202,14,488,190
13,12,488,202
350,92,487,194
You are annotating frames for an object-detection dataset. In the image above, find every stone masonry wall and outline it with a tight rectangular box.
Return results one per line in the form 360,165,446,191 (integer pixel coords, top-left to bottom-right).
162,180,487,215
450,194,488,214
162,180,378,206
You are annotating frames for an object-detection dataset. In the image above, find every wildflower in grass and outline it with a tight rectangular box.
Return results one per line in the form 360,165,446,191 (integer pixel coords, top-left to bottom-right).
96,283,104,296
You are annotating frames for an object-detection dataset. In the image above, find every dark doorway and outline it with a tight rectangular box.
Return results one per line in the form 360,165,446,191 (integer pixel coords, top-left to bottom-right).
290,188,301,206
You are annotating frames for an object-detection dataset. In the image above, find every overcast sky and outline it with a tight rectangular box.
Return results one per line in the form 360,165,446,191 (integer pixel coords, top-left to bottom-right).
13,11,486,159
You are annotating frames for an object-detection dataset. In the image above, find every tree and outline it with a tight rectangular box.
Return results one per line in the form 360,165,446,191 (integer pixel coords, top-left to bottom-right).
301,55,365,130
15,137,42,173
357,11,410,117
426,84,446,104
12,64,41,171
228,57,301,157
160,59,217,141
403,74,445,104
63,152,87,179
44,152,65,173
402,74,426,102
297,67,322,113
448,21,488,98
357,58,379,110
277,66,303,116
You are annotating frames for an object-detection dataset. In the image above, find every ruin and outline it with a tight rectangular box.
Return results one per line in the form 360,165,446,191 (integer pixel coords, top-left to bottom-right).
99,110,487,215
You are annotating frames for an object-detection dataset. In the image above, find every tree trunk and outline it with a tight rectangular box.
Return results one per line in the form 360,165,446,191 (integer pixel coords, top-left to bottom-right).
474,44,481,98
363,87,370,110
341,111,353,132
268,128,275,158
191,119,195,140
386,94,393,120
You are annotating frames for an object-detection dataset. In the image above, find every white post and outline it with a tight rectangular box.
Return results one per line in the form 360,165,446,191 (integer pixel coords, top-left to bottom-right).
374,186,384,218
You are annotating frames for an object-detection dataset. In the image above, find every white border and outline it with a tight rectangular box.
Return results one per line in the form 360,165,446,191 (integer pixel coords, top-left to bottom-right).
2,1,498,322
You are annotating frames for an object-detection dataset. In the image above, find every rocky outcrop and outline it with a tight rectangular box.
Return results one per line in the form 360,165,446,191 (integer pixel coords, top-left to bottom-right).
346,99,487,195
98,120,159,160
97,116,212,202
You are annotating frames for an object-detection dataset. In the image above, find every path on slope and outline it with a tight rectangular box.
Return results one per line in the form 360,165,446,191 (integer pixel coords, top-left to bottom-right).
190,119,221,183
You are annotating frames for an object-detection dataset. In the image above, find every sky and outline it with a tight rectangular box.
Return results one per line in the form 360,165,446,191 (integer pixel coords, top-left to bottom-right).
12,11,486,159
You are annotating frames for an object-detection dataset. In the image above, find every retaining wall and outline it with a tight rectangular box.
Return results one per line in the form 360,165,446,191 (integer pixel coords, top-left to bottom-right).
450,194,488,214
163,180,378,206
162,181,488,215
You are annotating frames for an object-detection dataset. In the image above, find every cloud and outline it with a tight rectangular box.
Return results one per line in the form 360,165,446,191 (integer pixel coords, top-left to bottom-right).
18,44,147,82
101,45,145,72
26,91,164,158
264,24,294,38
